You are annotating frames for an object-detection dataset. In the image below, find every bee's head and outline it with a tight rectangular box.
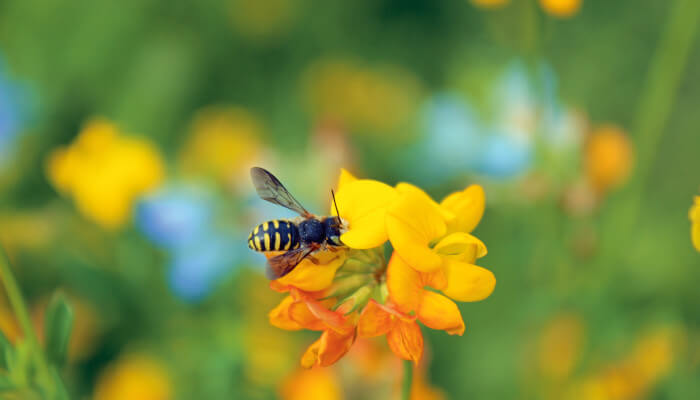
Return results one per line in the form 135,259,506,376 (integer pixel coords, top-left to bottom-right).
323,216,347,246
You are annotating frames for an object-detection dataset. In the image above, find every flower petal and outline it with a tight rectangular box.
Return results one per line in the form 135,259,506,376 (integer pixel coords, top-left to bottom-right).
269,296,303,331
288,299,330,331
386,319,423,364
276,250,346,292
290,289,354,334
336,168,358,192
693,221,700,252
335,180,398,249
357,300,393,338
386,254,423,314
442,260,496,302
396,183,455,222
386,189,446,272
440,184,485,233
301,330,356,368
417,291,465,335
433,232,487,263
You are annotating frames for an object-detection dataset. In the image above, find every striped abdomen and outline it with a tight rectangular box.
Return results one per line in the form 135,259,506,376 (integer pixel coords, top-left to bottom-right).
248,220,300,252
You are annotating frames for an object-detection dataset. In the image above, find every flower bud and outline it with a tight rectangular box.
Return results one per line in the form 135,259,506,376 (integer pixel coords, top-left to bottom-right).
335,284,374,315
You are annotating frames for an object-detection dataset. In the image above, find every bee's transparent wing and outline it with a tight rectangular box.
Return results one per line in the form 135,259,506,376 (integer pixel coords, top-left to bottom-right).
251,167,311,217
266,246,314,279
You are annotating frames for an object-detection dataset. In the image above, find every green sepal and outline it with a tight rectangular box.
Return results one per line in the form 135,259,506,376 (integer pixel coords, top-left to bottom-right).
43,292,74,368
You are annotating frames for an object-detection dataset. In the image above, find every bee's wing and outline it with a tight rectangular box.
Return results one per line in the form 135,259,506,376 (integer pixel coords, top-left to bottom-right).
266,246,314,280
251,167,312,217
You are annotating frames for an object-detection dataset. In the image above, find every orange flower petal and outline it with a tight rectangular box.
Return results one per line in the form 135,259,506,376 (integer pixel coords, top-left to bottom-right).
442,260,496,302
288,300,328,331
386,319,423,364
386,189,446,272
289,288,354,335
269,296,303,331
301,330,356,368
440,184,485,234
386,254,423,314
422,268,447,291
418,291,465,335
357,300,393,338
335,179,398,249
276,250,347,292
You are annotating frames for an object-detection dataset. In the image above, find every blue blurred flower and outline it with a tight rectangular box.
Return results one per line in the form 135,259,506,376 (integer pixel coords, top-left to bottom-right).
136,183,252,302
477,131,532,178
169,234,242,302
136,185,213,249
0,56,34,167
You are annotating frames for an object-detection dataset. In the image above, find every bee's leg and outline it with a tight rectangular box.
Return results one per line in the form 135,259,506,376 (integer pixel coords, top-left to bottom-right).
308,256,320,265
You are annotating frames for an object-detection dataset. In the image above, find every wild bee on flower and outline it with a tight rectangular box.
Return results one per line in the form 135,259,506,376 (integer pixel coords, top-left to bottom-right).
248,167,348,278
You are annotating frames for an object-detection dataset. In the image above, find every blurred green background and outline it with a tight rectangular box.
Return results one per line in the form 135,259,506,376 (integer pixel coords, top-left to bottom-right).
1,0,699,398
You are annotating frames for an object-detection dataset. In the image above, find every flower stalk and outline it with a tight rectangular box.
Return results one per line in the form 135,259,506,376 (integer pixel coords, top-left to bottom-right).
402,359,413,400
0,244,56,398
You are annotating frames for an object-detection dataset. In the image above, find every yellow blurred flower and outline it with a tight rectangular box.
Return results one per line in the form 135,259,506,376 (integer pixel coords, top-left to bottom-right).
0,300,20,343
280,367,343,400
568,326,681,400
470,0,509,9
180,106,262,186
229,0,298,40
584,125,634,194
690,196,700,252
94,354,172,400
539,0,582,18
538,313,585,381
47,118,164,229
304,59,422,138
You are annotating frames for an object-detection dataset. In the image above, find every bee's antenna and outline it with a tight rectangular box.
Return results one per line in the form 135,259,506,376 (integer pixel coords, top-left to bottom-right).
331,189,341,219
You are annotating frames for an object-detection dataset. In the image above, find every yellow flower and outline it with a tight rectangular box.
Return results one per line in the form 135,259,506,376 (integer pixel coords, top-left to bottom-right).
539,0,582,18
470,0,509,9
229,0,298,39
304,59,422,137
94,354,172,400
333,173,399,249
280,367,343,400
584,124,634,194
538,313,585,380
262,169,495,366
690,196,700,252
180,106,262,184
272,250,348,292
47,118,164,229
386,183,488,273
386,183,495,335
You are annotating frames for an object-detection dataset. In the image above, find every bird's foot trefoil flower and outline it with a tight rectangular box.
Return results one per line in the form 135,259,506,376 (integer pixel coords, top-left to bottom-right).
266,169,496,367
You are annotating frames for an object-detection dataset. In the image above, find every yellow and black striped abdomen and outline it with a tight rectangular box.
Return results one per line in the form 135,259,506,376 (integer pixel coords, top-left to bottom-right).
248,220,300,252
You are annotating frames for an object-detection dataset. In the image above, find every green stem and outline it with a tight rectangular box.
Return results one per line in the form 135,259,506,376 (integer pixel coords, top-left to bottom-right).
401,360,413,400
616,0,700,229
0,245,55,397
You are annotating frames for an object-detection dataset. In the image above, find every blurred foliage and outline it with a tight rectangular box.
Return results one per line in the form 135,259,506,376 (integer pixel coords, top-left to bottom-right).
0,0,699,399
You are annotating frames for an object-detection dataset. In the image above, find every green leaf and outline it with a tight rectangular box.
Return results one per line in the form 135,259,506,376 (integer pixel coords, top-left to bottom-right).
0,373,16,392
43,293,73,368
0,330,13,371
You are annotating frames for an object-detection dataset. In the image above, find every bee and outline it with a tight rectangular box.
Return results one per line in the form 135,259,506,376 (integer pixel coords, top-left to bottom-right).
248,167,347,279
